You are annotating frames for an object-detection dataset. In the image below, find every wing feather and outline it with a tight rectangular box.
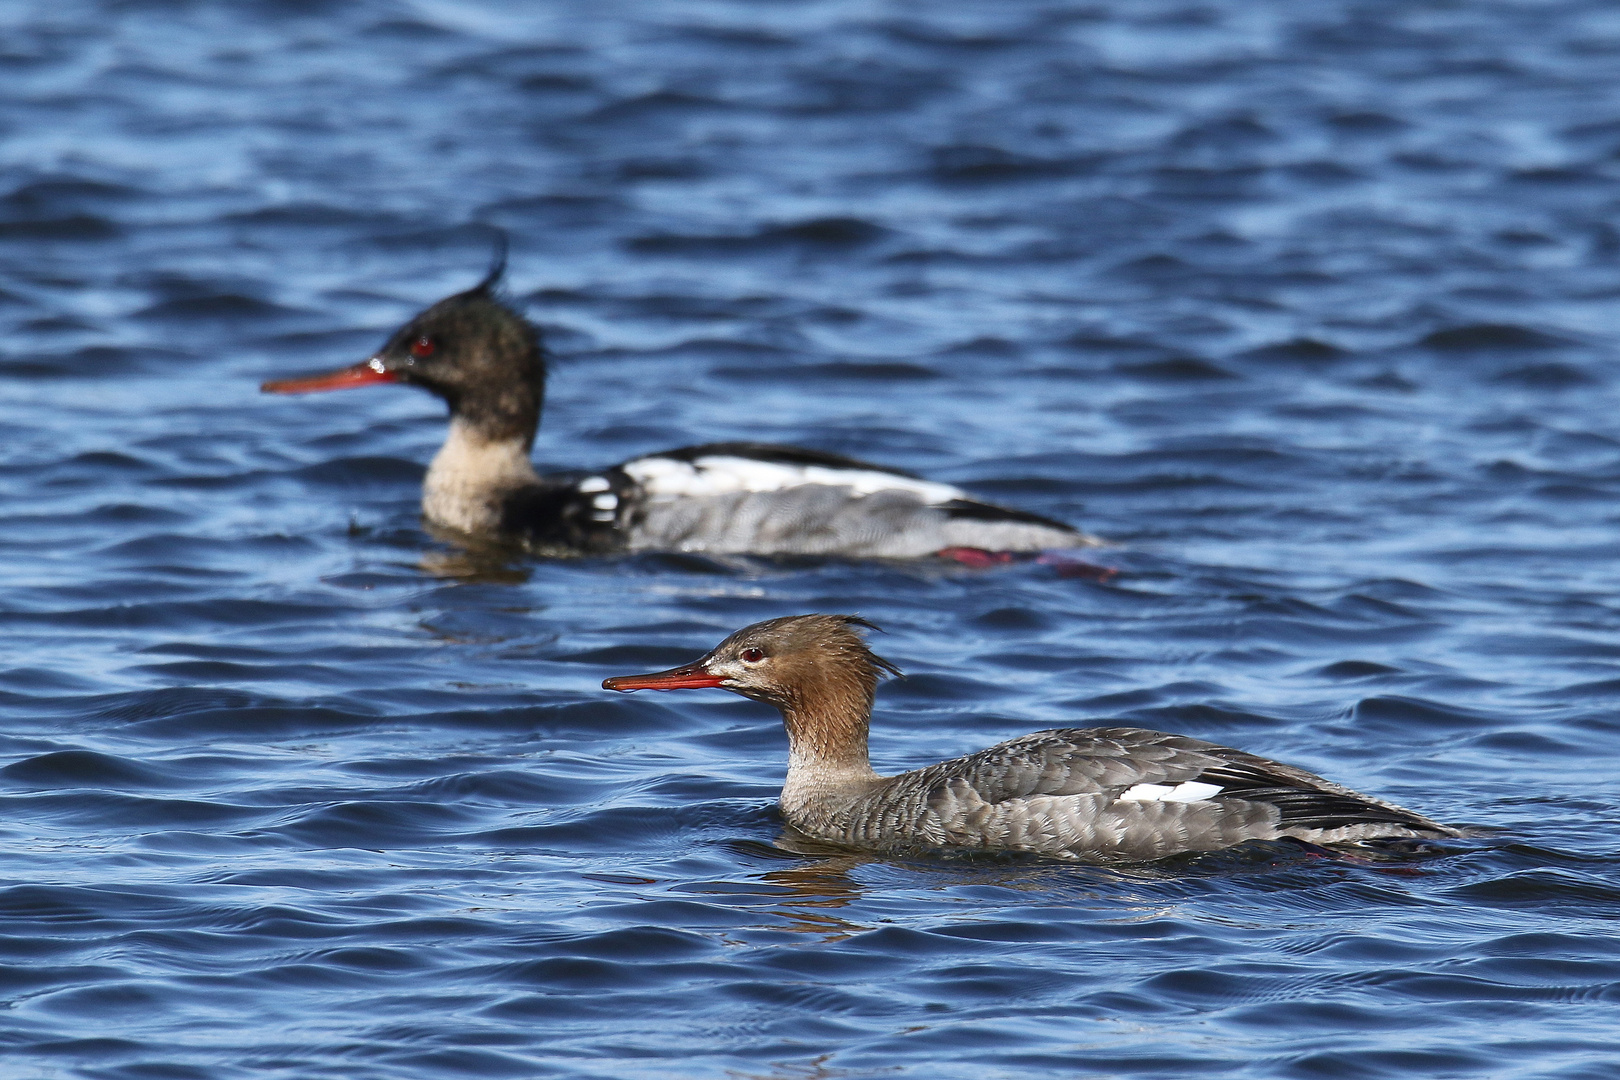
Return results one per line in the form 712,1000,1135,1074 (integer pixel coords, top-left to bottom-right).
924,727,1451,837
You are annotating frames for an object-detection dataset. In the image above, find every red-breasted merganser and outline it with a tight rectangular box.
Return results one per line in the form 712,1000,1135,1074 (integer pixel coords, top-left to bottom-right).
603,614,1461,862
261,260,1100,558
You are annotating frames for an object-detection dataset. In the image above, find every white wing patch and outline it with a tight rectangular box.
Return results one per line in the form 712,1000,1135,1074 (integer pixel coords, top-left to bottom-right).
623,455,964,505
1116,780,1224,804
577,476,611,493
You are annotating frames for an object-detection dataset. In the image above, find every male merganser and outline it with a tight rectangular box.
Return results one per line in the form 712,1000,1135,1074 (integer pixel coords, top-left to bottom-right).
262,260,1099,558
603,614,1461,862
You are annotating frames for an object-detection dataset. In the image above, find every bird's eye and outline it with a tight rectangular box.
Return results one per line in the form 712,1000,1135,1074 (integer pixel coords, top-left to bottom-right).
410,336,435,359
740,647,764,663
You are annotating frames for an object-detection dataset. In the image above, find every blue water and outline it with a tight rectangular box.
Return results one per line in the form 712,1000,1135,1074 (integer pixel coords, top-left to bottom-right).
3,1,1620,1076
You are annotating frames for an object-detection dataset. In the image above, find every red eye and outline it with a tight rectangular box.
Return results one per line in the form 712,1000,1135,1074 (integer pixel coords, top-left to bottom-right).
741,648,764,663
410,336,435,358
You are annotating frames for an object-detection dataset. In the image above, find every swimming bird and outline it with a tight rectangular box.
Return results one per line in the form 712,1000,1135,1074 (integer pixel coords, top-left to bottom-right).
603,614,1461,862
261,259,1099,558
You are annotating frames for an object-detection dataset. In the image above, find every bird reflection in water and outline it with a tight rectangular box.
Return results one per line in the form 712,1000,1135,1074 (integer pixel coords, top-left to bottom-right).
734,831,1157,941
418,535,534,584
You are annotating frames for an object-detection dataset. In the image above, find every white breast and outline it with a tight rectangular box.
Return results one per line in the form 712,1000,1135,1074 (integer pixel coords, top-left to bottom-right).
622,454,964,505
422,418,541,533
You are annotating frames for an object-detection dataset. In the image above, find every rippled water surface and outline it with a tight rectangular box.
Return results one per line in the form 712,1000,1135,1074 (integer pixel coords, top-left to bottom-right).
4,1,1620,1076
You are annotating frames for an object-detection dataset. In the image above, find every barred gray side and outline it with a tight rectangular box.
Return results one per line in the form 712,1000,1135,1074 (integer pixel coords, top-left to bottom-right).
781,727,1458,863
622,487,1094,557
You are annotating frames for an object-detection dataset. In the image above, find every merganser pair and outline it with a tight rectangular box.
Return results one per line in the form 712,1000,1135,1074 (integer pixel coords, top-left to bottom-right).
605,615,1460,862
262,259,1100,558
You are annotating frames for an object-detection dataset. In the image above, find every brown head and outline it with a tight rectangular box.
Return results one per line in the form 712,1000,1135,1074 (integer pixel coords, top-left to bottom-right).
261,240,547,448
603,615,902,764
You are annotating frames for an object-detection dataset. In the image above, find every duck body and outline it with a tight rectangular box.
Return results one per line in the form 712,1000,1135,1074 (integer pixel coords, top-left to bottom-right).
604,615,1460,864
777,726,1453,863
497,442,1087,558
264,259,1098,558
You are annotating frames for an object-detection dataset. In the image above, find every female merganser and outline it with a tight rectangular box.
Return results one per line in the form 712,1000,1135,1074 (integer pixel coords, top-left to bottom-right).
603,614,1461,862
262,260,1100,558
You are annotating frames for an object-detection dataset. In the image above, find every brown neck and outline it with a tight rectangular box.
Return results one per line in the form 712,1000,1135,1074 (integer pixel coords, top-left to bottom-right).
775,679,880,826
773,662,880,777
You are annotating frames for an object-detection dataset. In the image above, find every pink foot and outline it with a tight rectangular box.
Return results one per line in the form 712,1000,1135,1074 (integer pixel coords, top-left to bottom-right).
935,548,1118,582
936,546,1023,567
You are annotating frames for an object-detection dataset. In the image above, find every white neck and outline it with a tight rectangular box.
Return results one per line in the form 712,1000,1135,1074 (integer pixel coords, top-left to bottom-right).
422,417,540,534
780,747,881,827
